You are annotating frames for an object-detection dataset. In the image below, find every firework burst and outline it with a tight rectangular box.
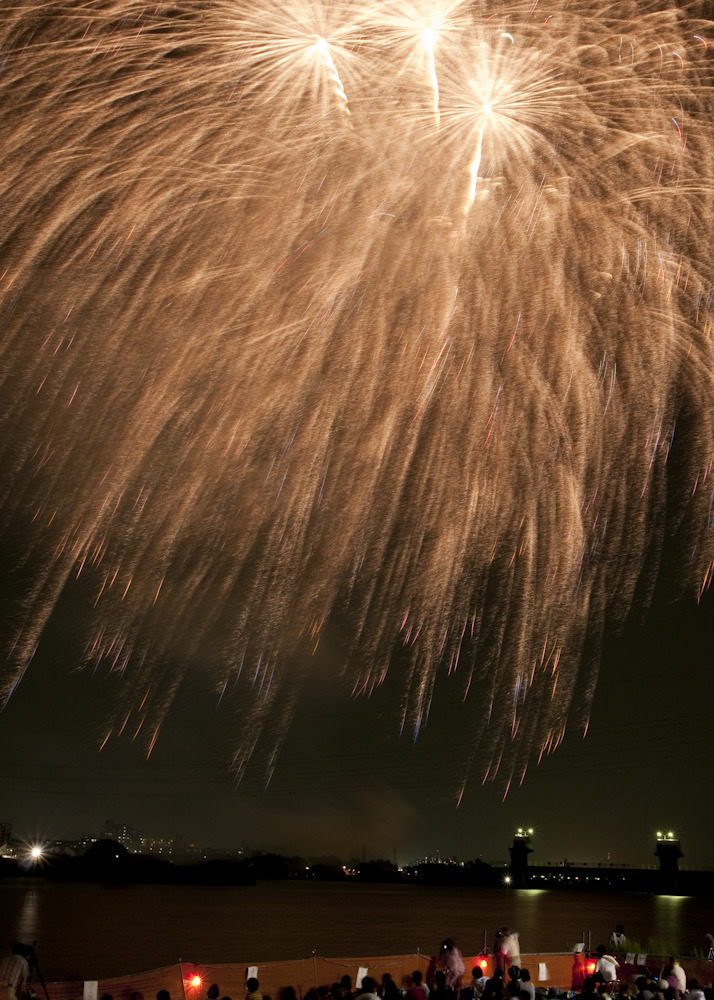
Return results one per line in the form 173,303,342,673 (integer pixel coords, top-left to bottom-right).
0,0,712,792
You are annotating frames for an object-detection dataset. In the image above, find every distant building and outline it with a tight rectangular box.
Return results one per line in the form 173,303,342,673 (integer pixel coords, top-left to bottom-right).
142,834,175,858
101,819,144,853
0,821,12,858
655,830,683,872
509,827,534,888
50,835,98,856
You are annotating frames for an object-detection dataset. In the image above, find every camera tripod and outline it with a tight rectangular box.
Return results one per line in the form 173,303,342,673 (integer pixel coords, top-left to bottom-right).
22,943,50,1000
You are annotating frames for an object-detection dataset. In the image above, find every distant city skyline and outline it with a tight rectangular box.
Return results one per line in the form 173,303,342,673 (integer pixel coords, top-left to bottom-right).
1,810,705,876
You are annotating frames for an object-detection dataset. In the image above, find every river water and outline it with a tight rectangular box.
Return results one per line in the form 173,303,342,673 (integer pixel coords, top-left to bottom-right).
1,880,712,983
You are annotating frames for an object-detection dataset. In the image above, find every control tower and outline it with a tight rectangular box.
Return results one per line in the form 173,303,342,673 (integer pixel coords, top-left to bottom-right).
509,827,533,888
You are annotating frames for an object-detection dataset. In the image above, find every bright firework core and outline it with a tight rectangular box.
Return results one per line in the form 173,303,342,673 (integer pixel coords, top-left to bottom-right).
0,0,712,795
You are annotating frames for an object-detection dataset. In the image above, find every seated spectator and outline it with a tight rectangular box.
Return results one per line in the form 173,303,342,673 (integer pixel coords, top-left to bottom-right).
432,972,453,1000
381,975,401,1000
472,967,489,999
405,977,426,1000
406,969,431,1000
484,971,506,1000
482,984,505,1000
519,971,534,1000
246,979,262,1000
575,978,599,1000
636,976,655,1000
661,967,681,1000
413,972,430,1000
356,978,380,1000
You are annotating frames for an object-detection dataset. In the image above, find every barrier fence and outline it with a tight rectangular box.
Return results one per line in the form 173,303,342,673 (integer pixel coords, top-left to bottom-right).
38,953,714,1000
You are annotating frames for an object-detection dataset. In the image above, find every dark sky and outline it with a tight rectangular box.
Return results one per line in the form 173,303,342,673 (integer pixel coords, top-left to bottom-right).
1,575,712,868
1,0,713,876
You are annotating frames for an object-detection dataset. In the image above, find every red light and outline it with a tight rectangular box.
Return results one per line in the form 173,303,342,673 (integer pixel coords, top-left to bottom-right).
586,963,596,975
192,978,202,988
479,961,488,971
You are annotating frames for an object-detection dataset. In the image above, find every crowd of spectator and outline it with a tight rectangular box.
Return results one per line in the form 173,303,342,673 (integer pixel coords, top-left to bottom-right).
191,954,713,1000
2,938,712,1000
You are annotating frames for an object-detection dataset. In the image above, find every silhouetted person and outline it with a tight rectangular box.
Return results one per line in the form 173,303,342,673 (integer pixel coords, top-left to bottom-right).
356,978,380,1000
381,975,401,1000
432,973,451,1000
518,971,534,1000
405,973,427,1000
472,967,489,998
575,978,599,1000
246,979,262,1000
0,946,30,1000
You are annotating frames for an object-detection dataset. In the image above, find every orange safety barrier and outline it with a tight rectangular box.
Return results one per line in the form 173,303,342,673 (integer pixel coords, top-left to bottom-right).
38,953,714,1000
39,964,185,1000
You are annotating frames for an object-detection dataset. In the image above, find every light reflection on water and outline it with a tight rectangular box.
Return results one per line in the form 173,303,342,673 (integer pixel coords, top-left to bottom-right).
0,882,712,983
16,886,43,943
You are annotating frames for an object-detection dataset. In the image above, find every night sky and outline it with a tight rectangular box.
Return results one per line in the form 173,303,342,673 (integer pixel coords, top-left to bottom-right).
2,572,713,868
1,0,714,875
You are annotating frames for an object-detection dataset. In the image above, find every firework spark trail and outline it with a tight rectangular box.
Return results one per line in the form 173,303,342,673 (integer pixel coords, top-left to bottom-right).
0,0,712,791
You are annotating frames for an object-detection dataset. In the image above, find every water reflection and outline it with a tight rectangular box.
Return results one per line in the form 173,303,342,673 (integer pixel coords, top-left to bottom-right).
0,883,712,982
17,886,42,942
654,896,688,954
